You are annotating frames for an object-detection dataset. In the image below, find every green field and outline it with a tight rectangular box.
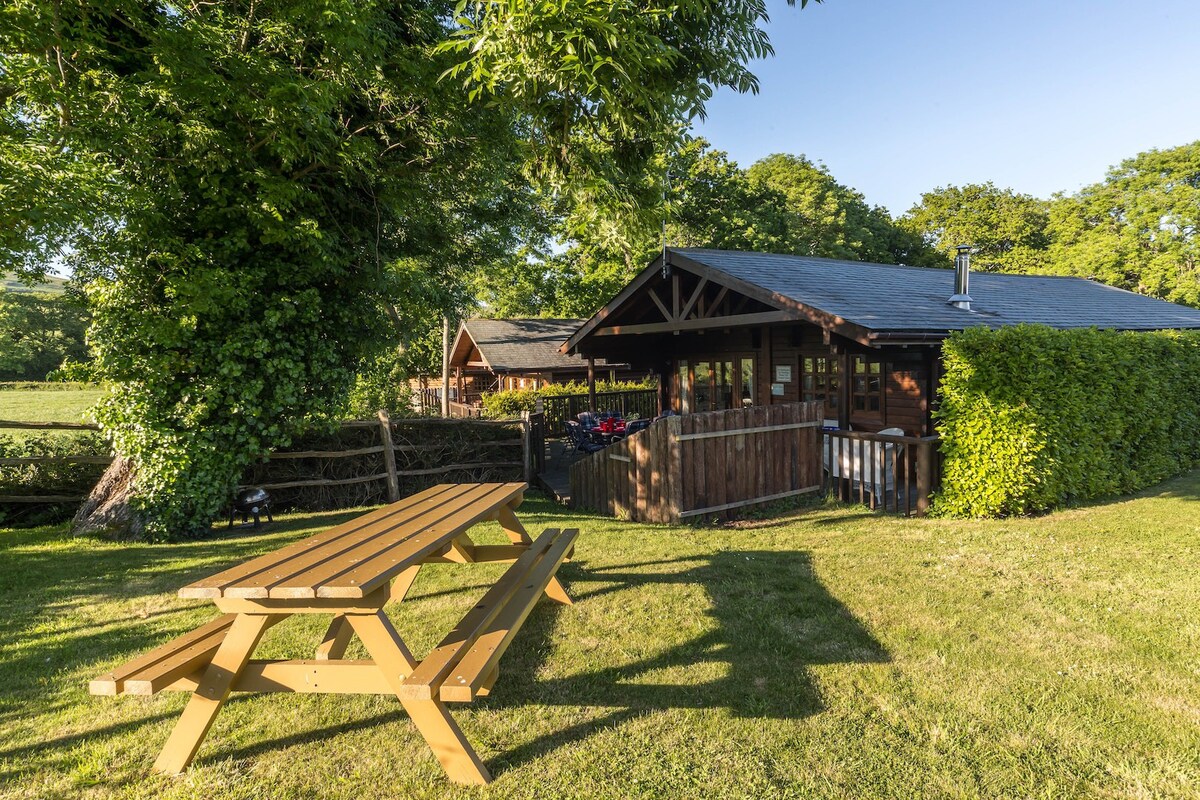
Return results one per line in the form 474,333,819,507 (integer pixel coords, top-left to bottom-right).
2,480,1199,799
1,272,68,294
0,385,104,425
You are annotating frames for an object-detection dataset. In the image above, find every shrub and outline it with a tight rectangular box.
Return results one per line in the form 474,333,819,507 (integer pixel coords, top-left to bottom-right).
480,378,657,419
934,325,1200,517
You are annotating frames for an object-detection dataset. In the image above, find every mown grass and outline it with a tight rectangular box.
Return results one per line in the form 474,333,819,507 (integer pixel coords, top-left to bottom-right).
1,478,1199,799
0,385,104,425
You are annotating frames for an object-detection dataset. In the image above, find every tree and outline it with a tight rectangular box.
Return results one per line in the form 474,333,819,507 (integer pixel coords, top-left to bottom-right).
746,153,937,266
0,289,89,380
900,183,1051,273
3,0,820,537
1046,142,1200,307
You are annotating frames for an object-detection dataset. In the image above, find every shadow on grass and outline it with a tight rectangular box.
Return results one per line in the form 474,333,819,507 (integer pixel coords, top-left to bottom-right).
1,506,888,784
477,549,890,775
0,511,365,718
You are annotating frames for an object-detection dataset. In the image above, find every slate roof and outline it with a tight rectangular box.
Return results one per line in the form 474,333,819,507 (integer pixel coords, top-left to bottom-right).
673,248,1200,333
460,318,625,371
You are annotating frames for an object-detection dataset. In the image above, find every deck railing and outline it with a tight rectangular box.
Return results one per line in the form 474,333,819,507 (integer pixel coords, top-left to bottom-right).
542,389,659,435
822,429,941,516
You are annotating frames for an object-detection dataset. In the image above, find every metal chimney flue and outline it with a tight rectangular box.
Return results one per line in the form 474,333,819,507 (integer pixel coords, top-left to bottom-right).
948,245,976,310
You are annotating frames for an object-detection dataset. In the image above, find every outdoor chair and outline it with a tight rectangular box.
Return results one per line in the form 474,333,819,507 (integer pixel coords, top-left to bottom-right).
625,418,652,436
576,411,599,430
563,420,605,462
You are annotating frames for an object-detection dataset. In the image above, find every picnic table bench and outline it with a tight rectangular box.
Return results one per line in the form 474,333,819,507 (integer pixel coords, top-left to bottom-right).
89,482,577,785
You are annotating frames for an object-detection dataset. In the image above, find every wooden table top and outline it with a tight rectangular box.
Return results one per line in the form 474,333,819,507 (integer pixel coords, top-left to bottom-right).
180,482,526,601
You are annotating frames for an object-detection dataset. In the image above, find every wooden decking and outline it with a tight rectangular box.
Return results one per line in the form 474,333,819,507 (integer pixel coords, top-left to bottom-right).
537,441,573,505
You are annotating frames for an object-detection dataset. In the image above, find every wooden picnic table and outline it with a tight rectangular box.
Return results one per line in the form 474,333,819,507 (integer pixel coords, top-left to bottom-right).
90,482,578,784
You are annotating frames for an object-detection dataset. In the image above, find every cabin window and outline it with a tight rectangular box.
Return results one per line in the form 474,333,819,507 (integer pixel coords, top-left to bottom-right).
852,357,883,413
678,356,756,413
802,356,839,415
693,361,712,412
740,358,754,406
676,361,690,414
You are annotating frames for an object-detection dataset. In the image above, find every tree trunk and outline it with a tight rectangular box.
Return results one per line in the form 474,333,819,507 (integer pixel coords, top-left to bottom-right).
72,456,145,540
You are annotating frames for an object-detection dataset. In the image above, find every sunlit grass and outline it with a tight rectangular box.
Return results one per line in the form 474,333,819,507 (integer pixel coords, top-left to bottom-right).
0,385,105,425
1,475,1199,799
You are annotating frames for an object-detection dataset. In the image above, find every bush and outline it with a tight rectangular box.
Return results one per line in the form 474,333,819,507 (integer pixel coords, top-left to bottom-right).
0,431,110,526
46,358,98,383
480,378,657,419
933,325,1200,517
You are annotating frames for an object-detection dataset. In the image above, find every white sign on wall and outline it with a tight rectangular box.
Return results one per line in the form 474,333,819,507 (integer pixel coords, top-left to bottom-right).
774,365,792,383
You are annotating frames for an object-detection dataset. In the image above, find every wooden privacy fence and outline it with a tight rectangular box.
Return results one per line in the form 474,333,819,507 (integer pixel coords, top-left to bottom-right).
0,412,546,511
542,389,659,434
569,402,823,523
822,429,941,516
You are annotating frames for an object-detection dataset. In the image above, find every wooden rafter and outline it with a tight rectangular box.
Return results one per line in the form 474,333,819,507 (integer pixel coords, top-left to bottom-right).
679,277,708,320
646,288,672,322
590,310,804,337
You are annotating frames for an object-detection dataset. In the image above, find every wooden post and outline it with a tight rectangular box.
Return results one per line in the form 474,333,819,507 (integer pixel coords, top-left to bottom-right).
521,411,533,485
837,348,852,429
667,415,683,522
587,357,597,412
441,316,452,417
915,438,932,516
377,410,400,503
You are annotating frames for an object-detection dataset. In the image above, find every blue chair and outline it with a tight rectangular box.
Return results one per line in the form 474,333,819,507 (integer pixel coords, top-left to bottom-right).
564,421,605,460
577,411,600,431
625,418,652,436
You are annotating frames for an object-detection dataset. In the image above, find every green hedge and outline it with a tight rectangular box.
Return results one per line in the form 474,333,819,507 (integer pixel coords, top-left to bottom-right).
480,379,655,419
934,325,1200,517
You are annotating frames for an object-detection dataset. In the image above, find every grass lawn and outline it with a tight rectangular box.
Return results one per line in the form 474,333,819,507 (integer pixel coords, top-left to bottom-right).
2,477,1199,799
0,385,105,425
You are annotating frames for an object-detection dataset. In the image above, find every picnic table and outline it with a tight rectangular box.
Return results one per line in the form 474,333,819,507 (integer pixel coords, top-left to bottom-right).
89,482,578,785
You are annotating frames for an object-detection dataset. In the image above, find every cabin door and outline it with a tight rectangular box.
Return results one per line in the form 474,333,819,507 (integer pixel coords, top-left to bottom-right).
674,355,757,414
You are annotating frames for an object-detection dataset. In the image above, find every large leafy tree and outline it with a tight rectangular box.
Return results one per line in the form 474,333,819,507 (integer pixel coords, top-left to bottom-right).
747,153,935,266
1046,142,1200,307
900,183,1051,273
3,0,819,537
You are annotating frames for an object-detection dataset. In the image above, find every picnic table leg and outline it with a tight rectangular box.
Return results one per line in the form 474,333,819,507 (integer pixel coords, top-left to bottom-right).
348,611,491,785
498,503,572,606
316,565,422,660
152,613,282,775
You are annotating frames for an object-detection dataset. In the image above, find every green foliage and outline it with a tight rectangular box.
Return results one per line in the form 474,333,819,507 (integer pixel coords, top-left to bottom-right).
0,289,90,380
747,153,937,266
0,431,109,525
45,358,97,383
481,379,656,418
343,349,422,420
900,183,1051,273
487,138,940,317
1046,142,1200,306
934,325,1200,517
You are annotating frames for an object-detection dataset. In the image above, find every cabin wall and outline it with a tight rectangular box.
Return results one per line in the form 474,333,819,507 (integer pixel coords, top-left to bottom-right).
632,322,937,436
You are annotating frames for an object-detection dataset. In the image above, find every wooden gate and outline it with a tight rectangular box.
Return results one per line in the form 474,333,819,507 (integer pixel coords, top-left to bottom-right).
569,402,823,523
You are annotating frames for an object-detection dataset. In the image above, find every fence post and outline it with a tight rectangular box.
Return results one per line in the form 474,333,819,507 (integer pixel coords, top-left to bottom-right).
521,411,533,486
915,438,932,516
377,409,401,503
667,415,683,522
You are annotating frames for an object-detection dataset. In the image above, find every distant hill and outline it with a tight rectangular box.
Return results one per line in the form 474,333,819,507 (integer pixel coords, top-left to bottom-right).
2,273,68,294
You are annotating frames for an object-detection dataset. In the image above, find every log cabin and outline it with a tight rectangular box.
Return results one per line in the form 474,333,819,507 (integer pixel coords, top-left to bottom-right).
447,318,636,405
560,248,1200,435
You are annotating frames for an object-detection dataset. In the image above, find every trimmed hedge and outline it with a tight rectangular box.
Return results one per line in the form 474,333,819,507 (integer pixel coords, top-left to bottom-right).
480,379,655,419
934,325,1200,517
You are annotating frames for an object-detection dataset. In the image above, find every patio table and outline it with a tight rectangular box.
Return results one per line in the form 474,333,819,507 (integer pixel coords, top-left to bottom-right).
90,481,576,784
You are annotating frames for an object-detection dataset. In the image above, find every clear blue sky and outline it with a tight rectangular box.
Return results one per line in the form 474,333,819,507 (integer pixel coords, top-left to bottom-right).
694,0,1200,215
